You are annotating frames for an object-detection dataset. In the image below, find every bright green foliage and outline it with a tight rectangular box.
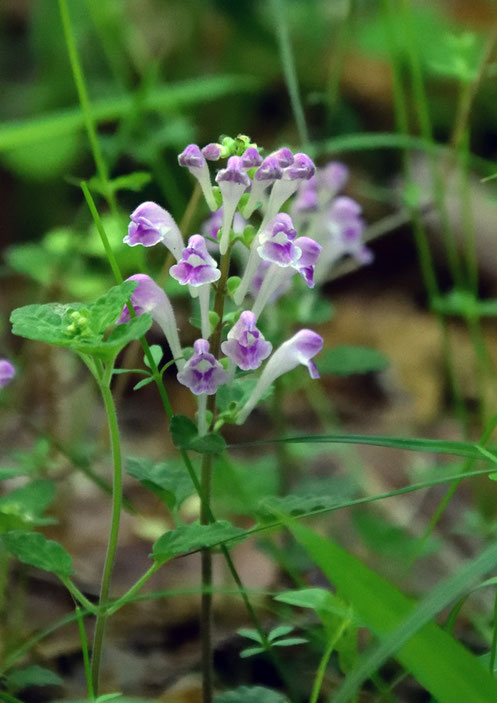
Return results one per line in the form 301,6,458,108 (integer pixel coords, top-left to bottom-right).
214,686,289,703
257,493,337,521
170,414,226,454
317,345,389,376
2,531,73,578
289,520,497,703
6,665,63,692
126,457,195,511
237,625,307,658
10,281,152,361
0,480,56,531
152,521,246,565
89,171,152,195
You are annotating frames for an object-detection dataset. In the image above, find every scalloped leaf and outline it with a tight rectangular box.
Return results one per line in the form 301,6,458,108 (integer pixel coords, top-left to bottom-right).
152,521,246,564
2,531,73,577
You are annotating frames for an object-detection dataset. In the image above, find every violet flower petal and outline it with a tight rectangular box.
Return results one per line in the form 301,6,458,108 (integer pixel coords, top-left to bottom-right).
0,360,15,388
220,311,272,371
177,339,228,395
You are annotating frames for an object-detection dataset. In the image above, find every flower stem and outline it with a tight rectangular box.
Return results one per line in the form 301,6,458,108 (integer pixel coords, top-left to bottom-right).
90,370,123,695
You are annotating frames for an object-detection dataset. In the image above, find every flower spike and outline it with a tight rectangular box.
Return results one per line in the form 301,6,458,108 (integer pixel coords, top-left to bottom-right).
178,144,217,211
237,330,323,423
177,339,228,395
215,156,251,255
221,311,272,371
0,360,15,389
117,274,184,370
124,202,184,260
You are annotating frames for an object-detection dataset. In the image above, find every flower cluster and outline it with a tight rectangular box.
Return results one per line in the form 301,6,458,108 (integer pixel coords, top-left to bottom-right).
118,138,370,428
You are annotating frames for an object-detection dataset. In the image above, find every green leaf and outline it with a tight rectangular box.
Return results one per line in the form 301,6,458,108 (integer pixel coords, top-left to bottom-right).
90,171,152,195
170,415,198,449
268,625,294,641
144,345,163,369
6,665,63,691
240,646,265,658
288,520,497,703
132,376,154,391
214,686,289,703
152,521,246,564
237,627,264,644
189,433,226,455
274,588,351,619
170,415,226,454
230,433,491,462
353,511,438,559
271,637,307,647
0,480,56,531
317,346,389,376
10,282,151,360
126,458,195,510
2,531,73,577
216,377,273,415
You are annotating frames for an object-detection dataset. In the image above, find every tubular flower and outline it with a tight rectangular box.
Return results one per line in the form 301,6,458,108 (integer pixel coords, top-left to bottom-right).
202,143,222,161
242,155,282,219
170,235,221,287
215,156,251,255
124,202,184,260
202,208,246,243
177,339,228,395
271,147,294,168
234,212,300,307
178,144,217,211
257,213,301,267
221,311,272,371
117,274,184,370
241,147,263,169
252,236,321,318
263,153,315,227
0,360,15,388
237,330,323,423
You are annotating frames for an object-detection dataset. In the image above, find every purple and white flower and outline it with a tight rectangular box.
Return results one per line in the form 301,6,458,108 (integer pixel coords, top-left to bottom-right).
215,156,251,255
292,236,322,287
242,155,282,218
202,208,246,243
234,213,300,307
178,144,217,211
237,330,323,423
170,235,220,338
202,143,222,161
170,235,221,287
271,147,294,168
262,153,315,228
221,311,272,371
241,147,263,169
257,213,301,267
117,274,184,370
124,202,184,260
0,360,15,389
177,339,228,395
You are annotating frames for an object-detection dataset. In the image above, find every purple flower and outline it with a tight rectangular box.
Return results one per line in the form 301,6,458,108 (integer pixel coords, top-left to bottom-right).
170,235,221,287
221,311,272,371
177,339,228,395
327,197,372,265
285,153,315,181
318,161,349,196
271,147,294,168
243,155,283,218
202,143,222,161
241,147,263,169
0,360,15,389
292,236,322,287
262,152,316,227
257,213,301,267
215,156,251,254
254,156,283,182
124,202,184,259
178,144,217,211
116,274,184,370
237,330,323,423
292,177,319,214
